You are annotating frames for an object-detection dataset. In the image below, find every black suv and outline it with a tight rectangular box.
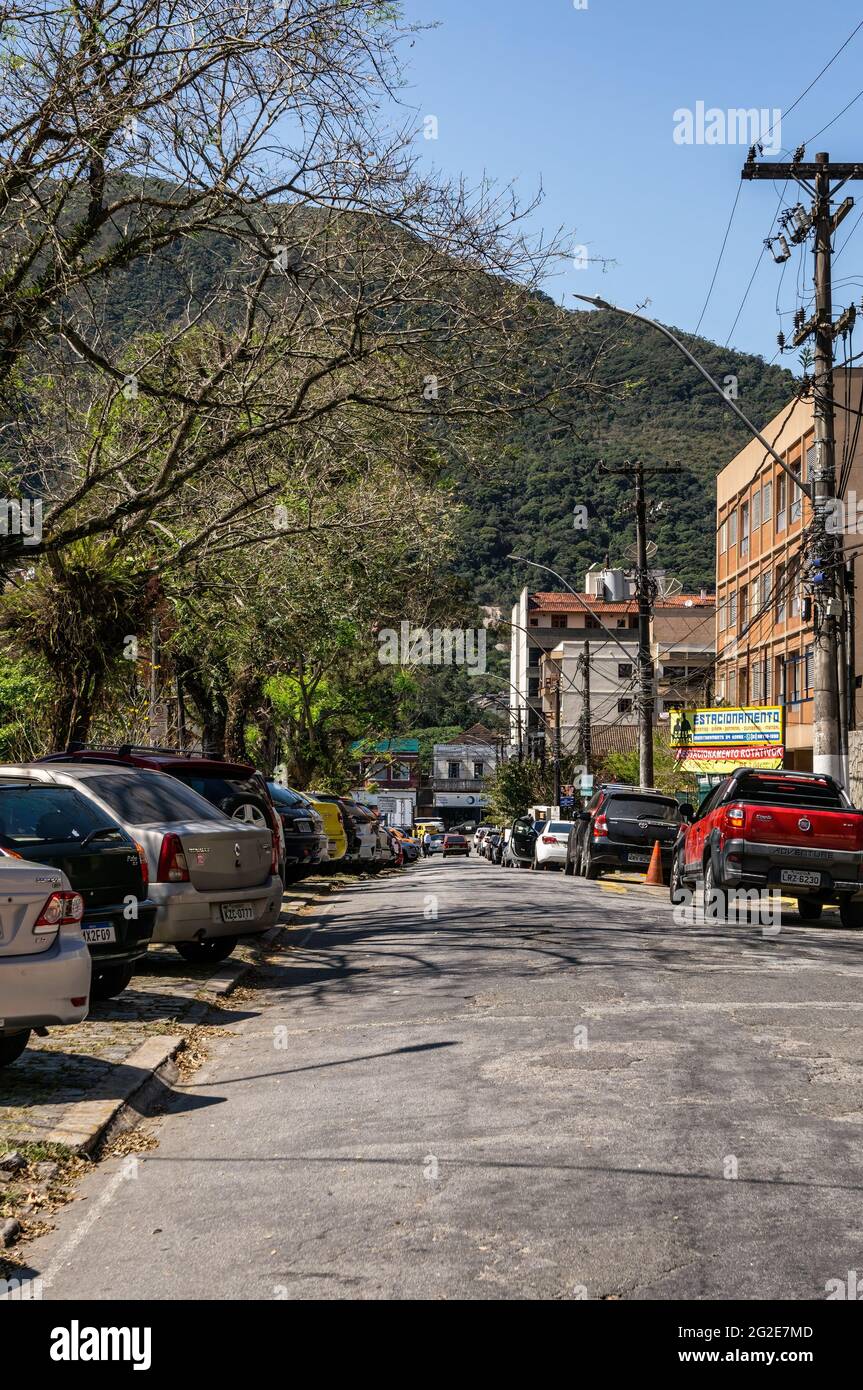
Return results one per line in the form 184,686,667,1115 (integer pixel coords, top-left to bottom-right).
0,781,156,998
565,785,683,880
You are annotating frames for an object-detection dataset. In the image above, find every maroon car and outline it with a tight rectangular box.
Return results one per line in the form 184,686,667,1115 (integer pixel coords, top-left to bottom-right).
442,833,470,858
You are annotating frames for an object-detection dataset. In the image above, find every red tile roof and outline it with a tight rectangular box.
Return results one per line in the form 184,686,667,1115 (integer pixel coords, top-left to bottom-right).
530,591,714,614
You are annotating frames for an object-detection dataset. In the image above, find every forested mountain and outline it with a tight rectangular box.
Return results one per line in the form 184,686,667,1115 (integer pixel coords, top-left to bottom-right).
450,306,797,603
87,235,797,605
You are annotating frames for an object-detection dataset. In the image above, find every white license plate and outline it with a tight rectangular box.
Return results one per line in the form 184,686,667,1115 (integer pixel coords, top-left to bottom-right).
781,869,821,887
83,925,117,944
221,903,255,923
294,820,312,833
628,853,651,865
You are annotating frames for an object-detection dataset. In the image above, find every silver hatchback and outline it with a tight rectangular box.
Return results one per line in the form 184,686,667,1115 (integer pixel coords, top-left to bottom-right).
0,855,91,1067
0,764,283,964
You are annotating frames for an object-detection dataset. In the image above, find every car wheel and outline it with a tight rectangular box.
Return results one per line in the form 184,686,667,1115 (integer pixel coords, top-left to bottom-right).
796,898,823,922
0,1030,31,1068
839,897,863,929
669,854,687,906
564,854,574,876
703,859,726,923
583,845,600,880
175,935,239,965
91,962,135,1000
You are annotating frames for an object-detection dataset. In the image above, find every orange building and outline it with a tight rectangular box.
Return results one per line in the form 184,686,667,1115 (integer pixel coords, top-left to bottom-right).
715,371,863,771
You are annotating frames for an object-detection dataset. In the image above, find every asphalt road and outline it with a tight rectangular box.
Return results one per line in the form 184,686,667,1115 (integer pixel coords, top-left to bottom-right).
25,855,863,1300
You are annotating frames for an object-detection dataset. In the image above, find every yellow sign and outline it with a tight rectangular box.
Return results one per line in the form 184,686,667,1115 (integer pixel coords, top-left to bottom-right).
670,706,784,773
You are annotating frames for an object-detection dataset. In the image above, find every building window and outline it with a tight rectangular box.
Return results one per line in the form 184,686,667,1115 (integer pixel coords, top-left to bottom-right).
528,678,539,697
390,762,411,782
776,475,786,532
790,461,802,522
718,597,727,632
618,662,633,678
762,568,772,611
448,761,460,779
719,520,727,554
775,562,786,621
473,761,484,779
551,614,568,628
740,584,749,628
750,577,759,620
727,670,737,704
740,501,749,557
528,617,539,627
616,618,627,628
729,591,737,626
762,481,772,520
728,510,738,547
752,489,761,529
617,698,632,713
806,443,815,478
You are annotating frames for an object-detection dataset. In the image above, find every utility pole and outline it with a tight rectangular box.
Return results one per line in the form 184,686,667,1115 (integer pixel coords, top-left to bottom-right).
552,676,562,809
578,639,592,770
634,461,655,787
742,150,863,784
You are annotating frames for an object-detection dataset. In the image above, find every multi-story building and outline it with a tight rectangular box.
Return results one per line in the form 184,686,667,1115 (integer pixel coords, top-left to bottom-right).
715,372,863,772
351,737,420,824
511,568,715,762
425,723,501,828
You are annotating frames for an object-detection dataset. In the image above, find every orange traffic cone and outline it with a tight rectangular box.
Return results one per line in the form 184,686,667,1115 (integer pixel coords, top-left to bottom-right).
645,839,664,885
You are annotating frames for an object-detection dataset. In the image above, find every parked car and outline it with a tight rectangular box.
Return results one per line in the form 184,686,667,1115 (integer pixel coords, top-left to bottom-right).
301,792,348,862
506,816,540,868
0,781,156,999
309,793,378,863
0,856,91,1067
266,782,327,880
427,833,446,855
0,764,282,963
390,828,420,862
670,768,863,925
442,833,470,857
492,827,510,865
43,747,288,883
567,787,682,880
473,824,493,852
533,819,572,870
482,830,501,861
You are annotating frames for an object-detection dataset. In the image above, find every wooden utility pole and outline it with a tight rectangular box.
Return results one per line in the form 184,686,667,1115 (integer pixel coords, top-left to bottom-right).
742,150,863,784
579,639,592,769
634,461,655,787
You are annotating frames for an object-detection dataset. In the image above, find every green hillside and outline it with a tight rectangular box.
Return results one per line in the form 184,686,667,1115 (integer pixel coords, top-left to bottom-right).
451,306,797,602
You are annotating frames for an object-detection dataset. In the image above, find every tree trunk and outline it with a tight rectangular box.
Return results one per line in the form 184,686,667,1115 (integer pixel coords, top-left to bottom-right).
224,673,261,763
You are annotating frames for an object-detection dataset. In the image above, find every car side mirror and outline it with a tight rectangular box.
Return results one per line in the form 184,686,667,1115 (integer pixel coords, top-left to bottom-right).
578,810,590,823
678,803,694,823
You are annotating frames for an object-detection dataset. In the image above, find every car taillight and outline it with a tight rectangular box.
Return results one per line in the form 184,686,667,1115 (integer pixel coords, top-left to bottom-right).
724,804,746,830
156,833,189,883
34,890,84,935
542,835,555,844
593,815,608,838
135,841,149,890
269,833,278,875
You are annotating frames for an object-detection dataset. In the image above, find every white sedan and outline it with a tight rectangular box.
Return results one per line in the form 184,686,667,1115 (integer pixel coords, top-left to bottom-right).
533,821,573,870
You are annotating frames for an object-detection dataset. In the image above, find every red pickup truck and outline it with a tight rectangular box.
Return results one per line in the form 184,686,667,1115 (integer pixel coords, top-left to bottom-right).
670,768,863,926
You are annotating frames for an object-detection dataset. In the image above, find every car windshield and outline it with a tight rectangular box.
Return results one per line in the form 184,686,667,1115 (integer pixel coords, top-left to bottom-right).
733,774,848,810
0,784,125,847
607,797,680,821
546,822,571,834
430,834,444,843
447,835,466,843
82,771,229,825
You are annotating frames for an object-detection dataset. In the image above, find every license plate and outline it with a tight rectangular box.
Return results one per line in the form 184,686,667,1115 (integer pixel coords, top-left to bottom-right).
220,903,255,923
781,869,821,887
83,925,116,944
628,853,651,865
294,820,311,833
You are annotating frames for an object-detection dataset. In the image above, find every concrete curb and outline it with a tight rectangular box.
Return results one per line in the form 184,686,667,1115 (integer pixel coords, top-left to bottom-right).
41,887,338,1155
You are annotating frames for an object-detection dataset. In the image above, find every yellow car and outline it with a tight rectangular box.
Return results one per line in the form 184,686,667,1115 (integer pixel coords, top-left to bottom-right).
303,793,348,862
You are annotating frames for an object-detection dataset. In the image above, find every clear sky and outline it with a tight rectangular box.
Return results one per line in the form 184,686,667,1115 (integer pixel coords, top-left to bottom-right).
398,0,863,362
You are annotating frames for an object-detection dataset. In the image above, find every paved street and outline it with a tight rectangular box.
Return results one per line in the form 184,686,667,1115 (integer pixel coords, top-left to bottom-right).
23,856,863,1301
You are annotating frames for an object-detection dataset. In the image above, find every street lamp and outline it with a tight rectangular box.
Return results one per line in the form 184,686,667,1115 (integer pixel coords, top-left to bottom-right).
572,295,811,498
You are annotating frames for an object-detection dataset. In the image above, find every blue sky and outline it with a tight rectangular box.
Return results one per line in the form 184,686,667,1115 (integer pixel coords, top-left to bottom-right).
399,0,863,362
